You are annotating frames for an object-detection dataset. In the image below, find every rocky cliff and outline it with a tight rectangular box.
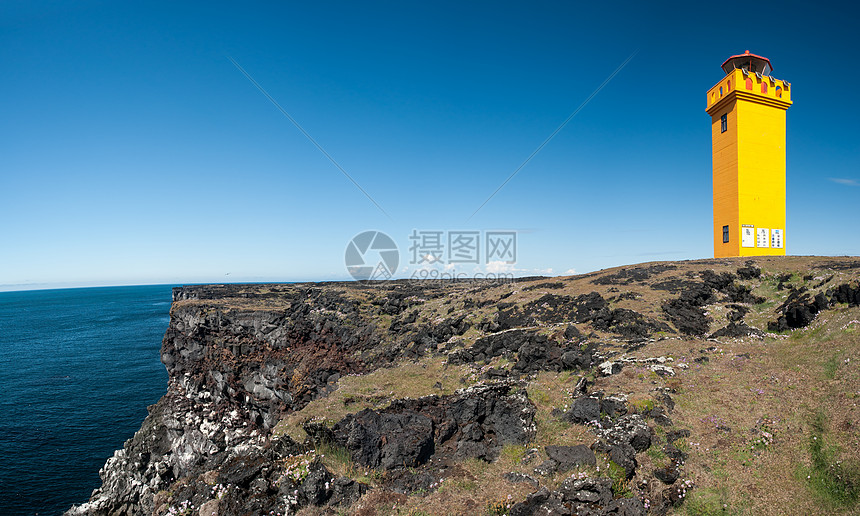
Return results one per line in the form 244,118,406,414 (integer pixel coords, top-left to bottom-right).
68,257,860,516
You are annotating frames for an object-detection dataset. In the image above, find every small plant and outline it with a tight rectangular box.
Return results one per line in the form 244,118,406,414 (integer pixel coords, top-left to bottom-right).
486,494,514,515
280,451,317,484
439,476,477,493
674,437,691,453
666,378,683,392
210,483,228,500
605,460,632,498
748,418,776,453
702,415,732,433
166,500,195,516
671,478,695,503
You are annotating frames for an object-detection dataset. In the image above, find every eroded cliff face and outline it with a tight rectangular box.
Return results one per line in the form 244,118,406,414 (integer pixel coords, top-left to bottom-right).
67,259,860,516
67,285,380,514
67,283,539,515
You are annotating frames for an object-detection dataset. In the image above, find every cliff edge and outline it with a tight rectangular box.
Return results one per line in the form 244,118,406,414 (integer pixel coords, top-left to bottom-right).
68,257,860,515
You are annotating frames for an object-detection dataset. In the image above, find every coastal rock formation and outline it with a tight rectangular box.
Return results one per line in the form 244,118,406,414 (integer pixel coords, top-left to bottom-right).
67,258,860,516
328,382,536,468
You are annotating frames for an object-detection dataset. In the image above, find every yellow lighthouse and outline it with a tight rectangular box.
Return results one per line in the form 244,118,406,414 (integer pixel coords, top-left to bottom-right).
707,51,792,257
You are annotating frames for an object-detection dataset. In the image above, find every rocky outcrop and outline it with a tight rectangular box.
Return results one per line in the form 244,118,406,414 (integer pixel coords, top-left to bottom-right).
662,269,765,336
66,284,541,515
496,292,671,340
326,382,536,470
68,260,858,516
448,328,599,374
508,478,646,515
768,282,860,331
67,285,405,515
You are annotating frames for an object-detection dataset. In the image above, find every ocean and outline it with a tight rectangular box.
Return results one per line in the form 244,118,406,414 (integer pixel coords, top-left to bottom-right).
0,285,173,515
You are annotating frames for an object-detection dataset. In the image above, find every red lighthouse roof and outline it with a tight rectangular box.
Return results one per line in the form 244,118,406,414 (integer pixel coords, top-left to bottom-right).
721,50,773,75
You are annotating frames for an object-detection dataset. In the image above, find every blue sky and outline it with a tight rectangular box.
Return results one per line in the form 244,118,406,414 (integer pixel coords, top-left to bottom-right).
1,1,858,290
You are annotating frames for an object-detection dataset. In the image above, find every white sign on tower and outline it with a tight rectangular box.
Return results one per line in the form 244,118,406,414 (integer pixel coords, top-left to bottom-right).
741,225,755,248
756,228,770,248
771,229,783,249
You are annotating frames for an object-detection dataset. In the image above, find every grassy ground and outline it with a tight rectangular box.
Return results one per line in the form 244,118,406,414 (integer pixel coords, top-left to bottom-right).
270,257,860,515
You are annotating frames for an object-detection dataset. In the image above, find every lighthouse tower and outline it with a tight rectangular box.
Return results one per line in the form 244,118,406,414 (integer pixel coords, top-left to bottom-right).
707,51,792,257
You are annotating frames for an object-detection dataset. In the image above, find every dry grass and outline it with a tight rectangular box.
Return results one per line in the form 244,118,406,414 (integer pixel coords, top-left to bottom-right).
215,257,860,515
648,309,860,515
274,356,473,442
352,452,538,516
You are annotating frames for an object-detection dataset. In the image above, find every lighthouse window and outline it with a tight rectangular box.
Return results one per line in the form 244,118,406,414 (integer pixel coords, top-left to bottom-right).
761,82,768,94
723,225,729,243
720,114,727,133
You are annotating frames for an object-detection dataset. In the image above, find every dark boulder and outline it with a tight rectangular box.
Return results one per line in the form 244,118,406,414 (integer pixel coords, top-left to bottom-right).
601,396,628,419
606,442,638,479
666,429,690,444
566,396,601,424
328,477,368,507
383,468,438,494
831,282,860,306
768,289,830,331
662,296,710,336
591,265,677,285
332,409,434,469
331,383,536,470
654,464,681,485
726,304,750,322
450,329,534,364
545,444,597,470
557,476,613,506
604,498,646,515
701,270,736,291
664,269,769,336
513,336,564,373
603,414,652,452
509,487,570,516
736,264,761,280
218,454,266,488
297,460,334,505
504,471,540,488
564,324,584,341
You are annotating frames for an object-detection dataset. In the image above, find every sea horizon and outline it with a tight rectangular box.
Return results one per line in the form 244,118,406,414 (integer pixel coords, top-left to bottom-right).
0,285,174,515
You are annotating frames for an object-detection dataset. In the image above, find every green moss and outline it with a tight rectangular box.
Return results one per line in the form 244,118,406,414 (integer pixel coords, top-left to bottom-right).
630,398,655,413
